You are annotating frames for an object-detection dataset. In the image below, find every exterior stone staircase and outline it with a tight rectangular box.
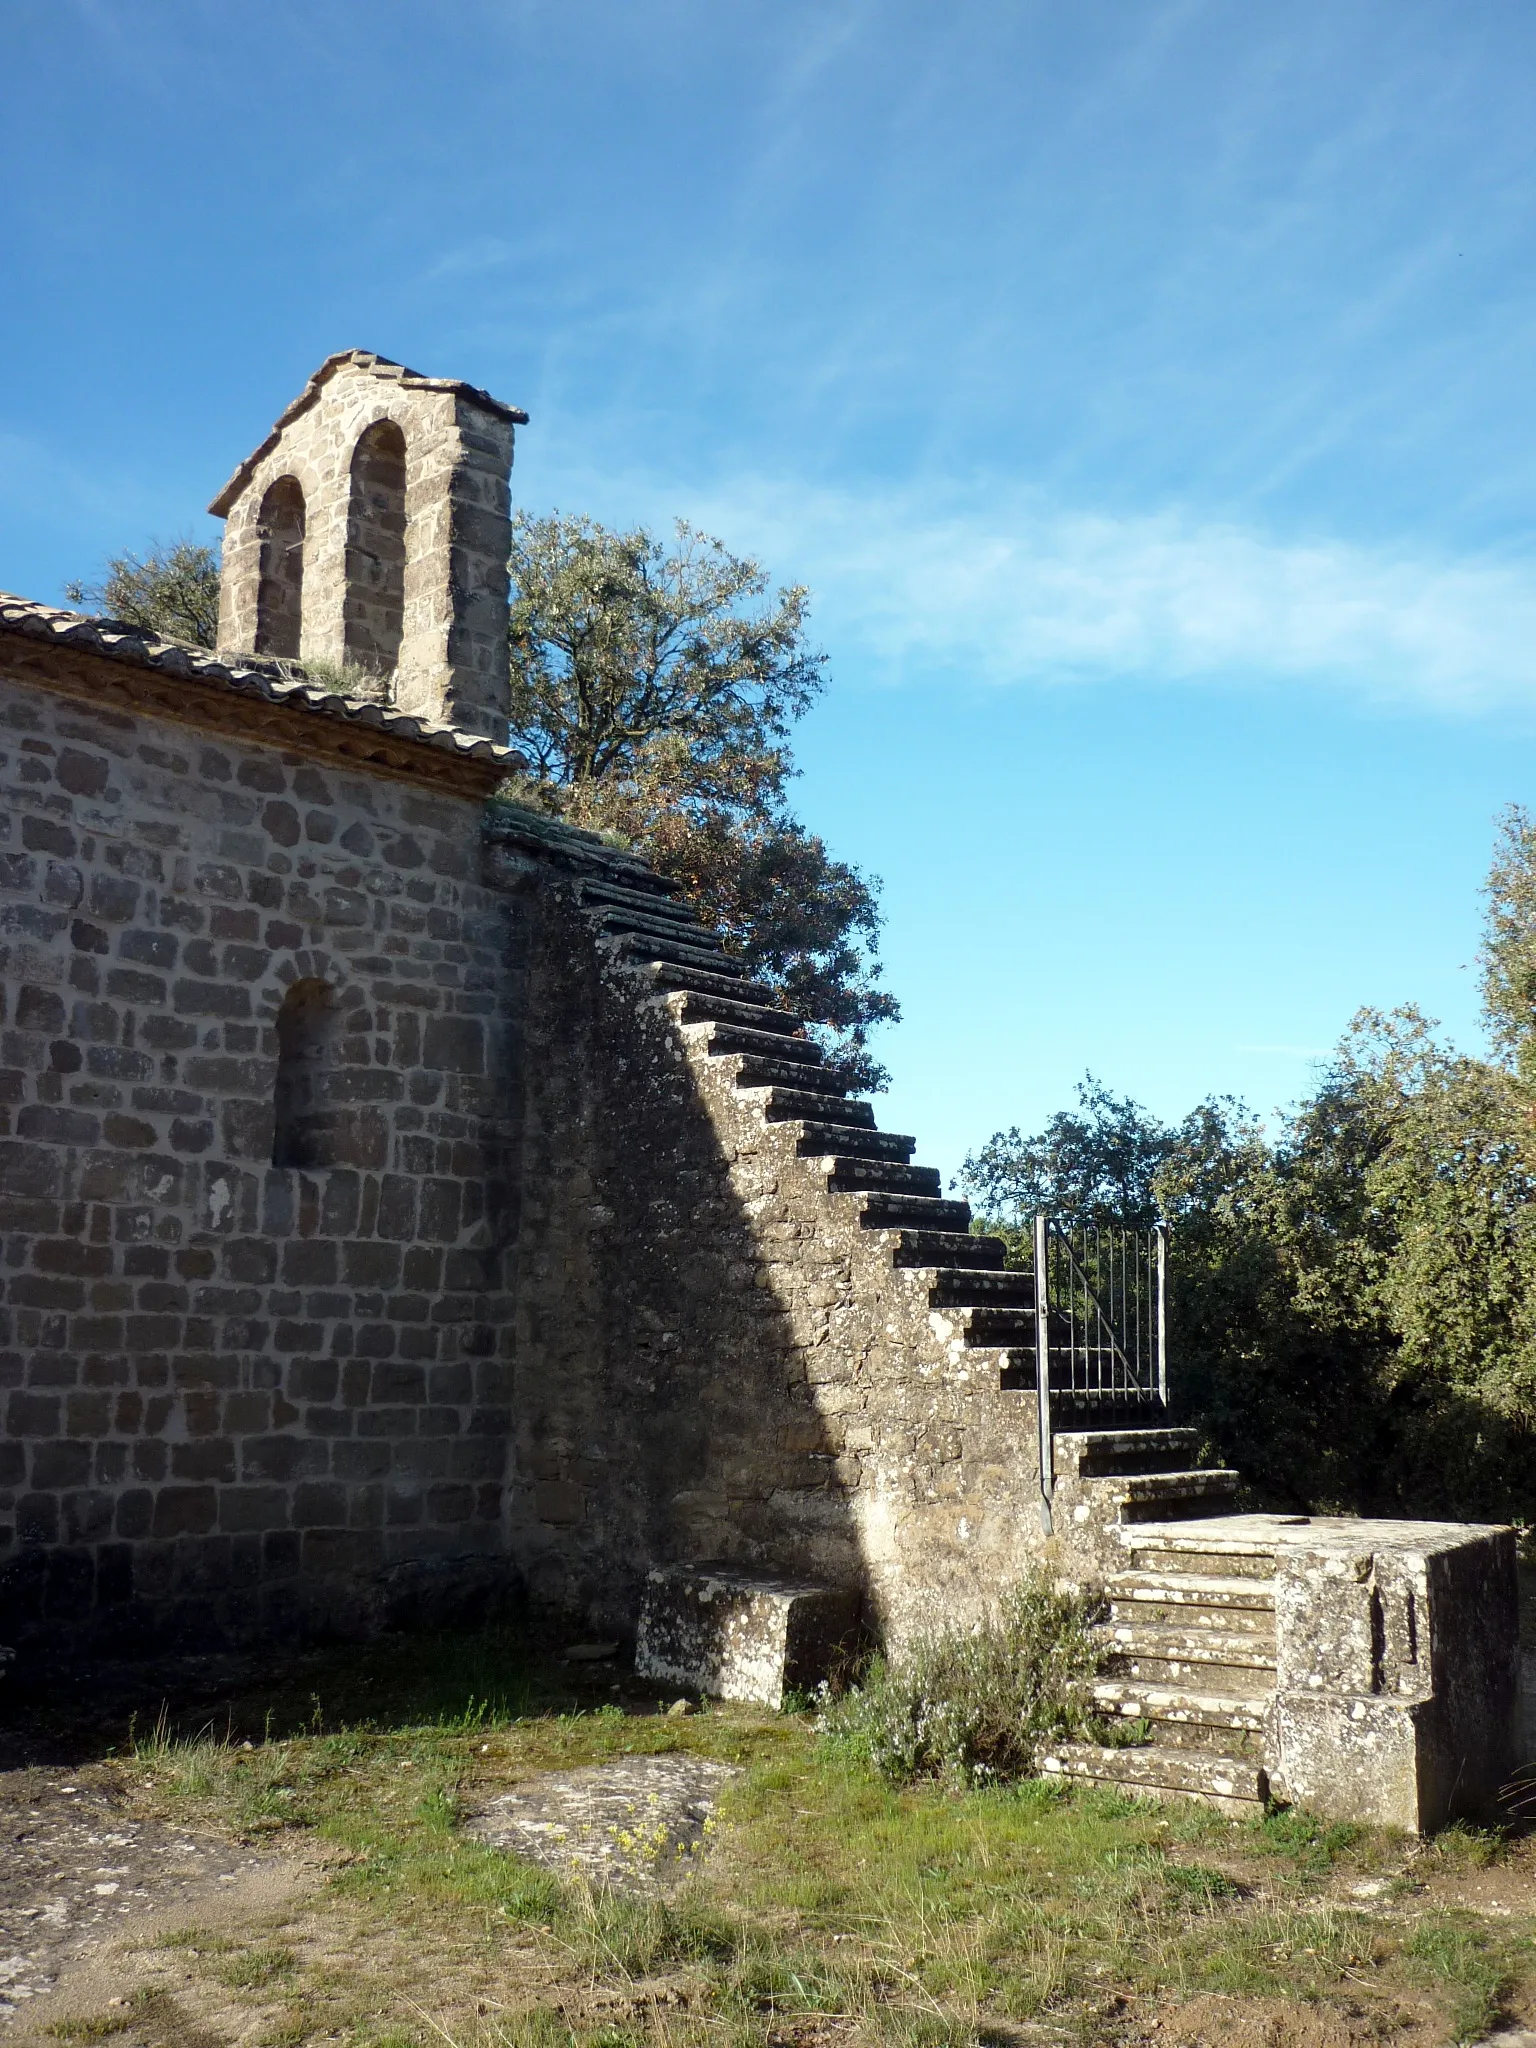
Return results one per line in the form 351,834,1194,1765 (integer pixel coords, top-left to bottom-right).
576,865,1030,1342
1042,1511,1278,1814
576,861,1282,1808
525,826,1520,1832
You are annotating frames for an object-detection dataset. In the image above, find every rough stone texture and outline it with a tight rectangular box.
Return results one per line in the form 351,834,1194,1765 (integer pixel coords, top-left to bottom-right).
211,352,526,742
1126,1516,1522,1832
466,1755,739,1892
634,1564,859,1707
0,641,519,1651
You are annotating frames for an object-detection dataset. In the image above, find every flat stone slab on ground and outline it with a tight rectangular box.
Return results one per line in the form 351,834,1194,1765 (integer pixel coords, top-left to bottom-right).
466,1754,741,1892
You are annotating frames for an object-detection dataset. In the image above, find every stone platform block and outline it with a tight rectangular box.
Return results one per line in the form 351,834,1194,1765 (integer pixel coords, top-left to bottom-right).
635,1564,859,1709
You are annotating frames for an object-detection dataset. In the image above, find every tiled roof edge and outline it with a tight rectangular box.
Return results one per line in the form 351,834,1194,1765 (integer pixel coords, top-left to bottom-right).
0,592,523,774
207,348,528,515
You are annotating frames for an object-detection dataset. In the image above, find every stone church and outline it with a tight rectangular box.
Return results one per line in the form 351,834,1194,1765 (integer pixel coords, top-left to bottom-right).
0,350,1520,1831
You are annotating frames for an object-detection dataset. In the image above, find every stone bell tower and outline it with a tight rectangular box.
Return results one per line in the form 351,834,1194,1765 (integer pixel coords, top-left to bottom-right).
209,349,528,742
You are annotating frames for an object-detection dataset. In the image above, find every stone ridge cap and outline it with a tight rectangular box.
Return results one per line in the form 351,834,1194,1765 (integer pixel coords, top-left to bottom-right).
483,798,682,890
0,591,522,769
208,347,529,516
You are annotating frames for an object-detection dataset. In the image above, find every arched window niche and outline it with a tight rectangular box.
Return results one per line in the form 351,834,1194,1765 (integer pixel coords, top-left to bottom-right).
272,978,340,1169
344,419,407,682
254,475,306,659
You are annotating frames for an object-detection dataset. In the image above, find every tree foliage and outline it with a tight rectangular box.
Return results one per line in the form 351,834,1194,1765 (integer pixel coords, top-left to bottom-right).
507,513,898,1086
959,825,1536,1525
65,538,221,649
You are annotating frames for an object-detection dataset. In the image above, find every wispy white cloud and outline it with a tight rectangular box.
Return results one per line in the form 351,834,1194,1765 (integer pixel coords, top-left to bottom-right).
620,475,1536,713
425,236,515,282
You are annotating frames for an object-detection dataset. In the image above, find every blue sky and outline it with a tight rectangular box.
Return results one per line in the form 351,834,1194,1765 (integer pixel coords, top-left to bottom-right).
4,0,1536,1184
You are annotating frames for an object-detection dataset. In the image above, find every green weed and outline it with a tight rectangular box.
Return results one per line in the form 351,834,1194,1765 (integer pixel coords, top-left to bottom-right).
817,1571,1102,1785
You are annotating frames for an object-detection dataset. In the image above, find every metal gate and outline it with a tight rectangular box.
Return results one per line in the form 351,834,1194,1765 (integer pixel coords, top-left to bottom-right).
1032,1216,1167,1527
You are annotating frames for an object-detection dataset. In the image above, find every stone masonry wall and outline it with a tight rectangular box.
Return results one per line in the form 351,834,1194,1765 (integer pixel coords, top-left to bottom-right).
0,664,520,1651
214,353,519,742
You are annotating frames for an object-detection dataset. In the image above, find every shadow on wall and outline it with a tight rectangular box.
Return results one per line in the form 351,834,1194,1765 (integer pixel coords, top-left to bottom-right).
494,853,862,1638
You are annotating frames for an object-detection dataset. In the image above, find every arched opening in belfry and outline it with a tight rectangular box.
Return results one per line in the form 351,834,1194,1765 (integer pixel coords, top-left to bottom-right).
344,419,408,682
254,475,306,659
272,977,340,1169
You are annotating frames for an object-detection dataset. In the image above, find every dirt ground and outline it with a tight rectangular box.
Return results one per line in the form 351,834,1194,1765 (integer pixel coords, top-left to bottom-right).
0,1763,299,2020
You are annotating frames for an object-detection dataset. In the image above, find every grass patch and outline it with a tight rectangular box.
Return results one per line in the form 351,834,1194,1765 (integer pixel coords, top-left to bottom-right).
1404,1912,1516,2040
215,1946,298,1991
111,1625,1536,2048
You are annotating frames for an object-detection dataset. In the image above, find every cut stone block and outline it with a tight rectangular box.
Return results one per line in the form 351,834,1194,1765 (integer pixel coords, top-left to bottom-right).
1040,1740,1269,1817
635,1564,860,1709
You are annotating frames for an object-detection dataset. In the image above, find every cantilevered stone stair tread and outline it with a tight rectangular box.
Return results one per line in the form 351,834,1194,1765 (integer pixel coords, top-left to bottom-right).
795,1123,917,1161
853,1191,973,1230
1055,1429,1200,1477
942,1304,1038,1345
595,905,729,946
889,1229,1007,1270
750,1080,875,1119
665,989,806,1034
927,1267,1035,1305
689,1019,828,1063
824,1159,943,1195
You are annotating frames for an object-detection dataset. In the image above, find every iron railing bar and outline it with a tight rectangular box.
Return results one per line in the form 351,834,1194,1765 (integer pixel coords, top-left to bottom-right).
1034,1212,1053,1529
1156,1222,1168,1406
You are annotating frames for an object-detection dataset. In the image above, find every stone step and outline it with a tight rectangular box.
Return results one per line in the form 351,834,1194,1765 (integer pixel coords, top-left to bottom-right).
639,959,781,1006
581,876,693,917
944,1303,1036,1347
591,904,727,951
827,1158,943,1196
1103,1621,1277,1669
889,1230,1007,1271
1119,1531,1276,1580
1054,1429,1198,1479
612,930,742,976
795,1123,915,1162
749,1081,871,1123
854,1191,973,1233
1113,1470,1241,1522
1092,1678,1271,1739
927,1267,1035,1308
689,1019,826,1064
667,988,805,1036
1102,1658,1272,1701
1106,1569,1275,1619
1040,1741,1270,1816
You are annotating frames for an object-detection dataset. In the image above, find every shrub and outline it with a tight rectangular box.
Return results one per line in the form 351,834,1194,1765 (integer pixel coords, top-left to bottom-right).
818,1570,1103,1787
